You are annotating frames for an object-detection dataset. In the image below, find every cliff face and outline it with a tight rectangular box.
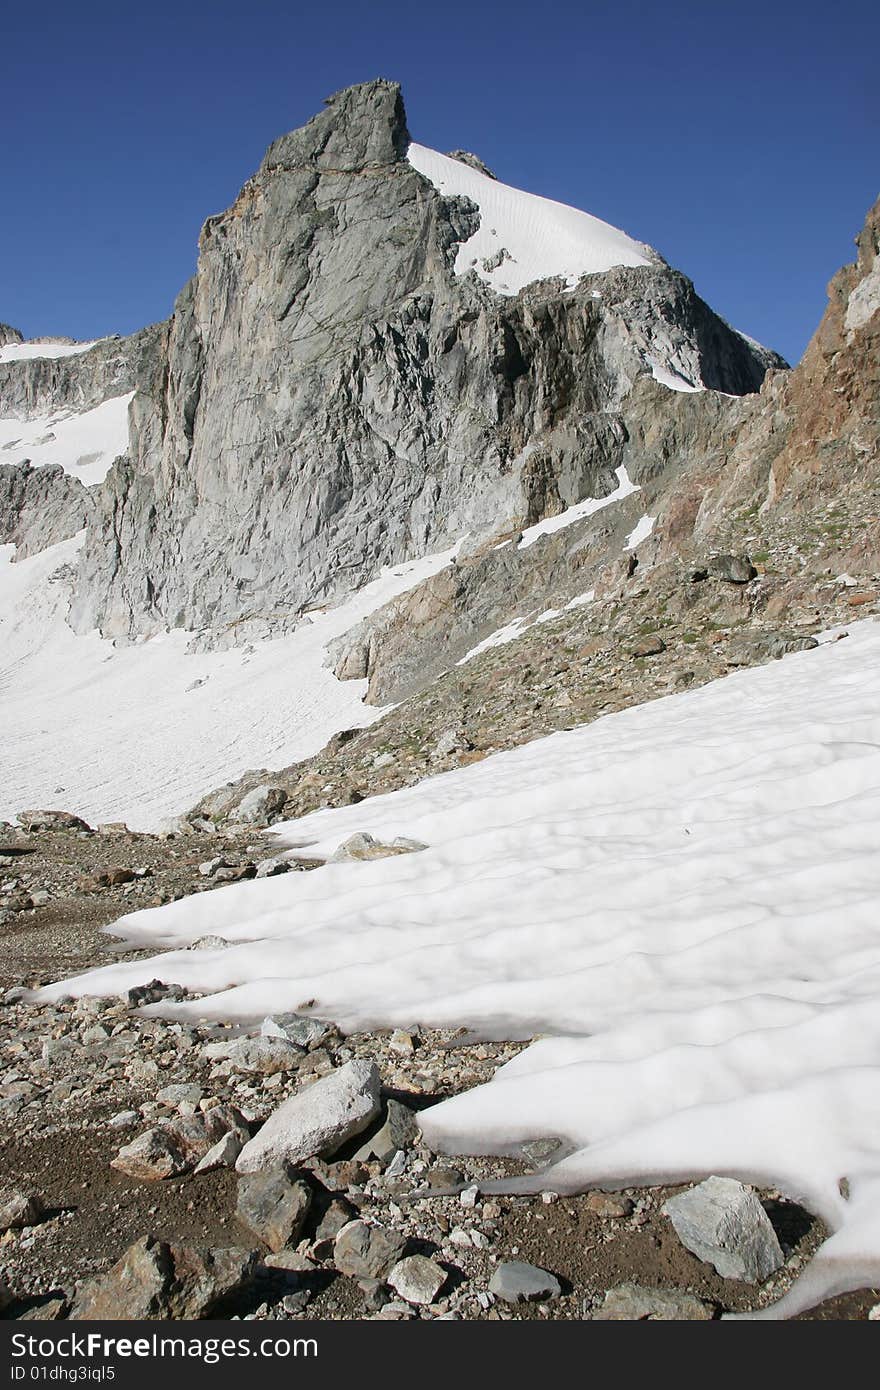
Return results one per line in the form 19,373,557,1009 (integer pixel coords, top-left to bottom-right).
56,79,778,640
0,325,164,557
328,192,879,706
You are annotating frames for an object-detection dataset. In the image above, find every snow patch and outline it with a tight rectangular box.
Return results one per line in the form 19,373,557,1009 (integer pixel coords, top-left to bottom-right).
39,620,880,1318
624,515,656,550
0,393,134,486
518,465,640,550
0,339,102,363
407,143,655,296
0,538,461,830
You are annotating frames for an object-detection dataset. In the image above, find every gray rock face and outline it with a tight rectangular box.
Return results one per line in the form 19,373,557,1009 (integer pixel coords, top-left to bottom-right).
235,1059,382,1172
0,463,94,558
489,1260,562,1302
664,1176,785,1283
0,326,161,421
60,81,780,642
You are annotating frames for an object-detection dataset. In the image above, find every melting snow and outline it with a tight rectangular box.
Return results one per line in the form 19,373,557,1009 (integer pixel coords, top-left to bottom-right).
407,144,654,295
0,536,461,830
646,355,704,393
624,514,656,550
39,619,880,1318
0,393,134,487
518,465,640,549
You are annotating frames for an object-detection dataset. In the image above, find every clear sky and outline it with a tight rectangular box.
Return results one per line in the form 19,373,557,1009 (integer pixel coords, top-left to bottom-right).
2,0,877,365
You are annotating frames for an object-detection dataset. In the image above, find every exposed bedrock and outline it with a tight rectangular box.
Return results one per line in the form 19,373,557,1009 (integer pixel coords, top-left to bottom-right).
61,80,779,640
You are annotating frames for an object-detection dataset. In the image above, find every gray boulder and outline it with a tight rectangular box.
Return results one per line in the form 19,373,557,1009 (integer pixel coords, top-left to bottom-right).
229,785,287,825
592,1282,713,1320
333,1219,406,1280
663,1176,784,1283
489,1261,562,1303
236,1167,312,1252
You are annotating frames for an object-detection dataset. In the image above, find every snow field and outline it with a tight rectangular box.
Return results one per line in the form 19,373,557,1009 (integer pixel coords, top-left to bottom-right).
0,537,460,830
38,619,880,1316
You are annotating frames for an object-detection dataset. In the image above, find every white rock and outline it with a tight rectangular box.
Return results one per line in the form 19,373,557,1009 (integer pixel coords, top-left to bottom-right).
387,1255,447,1306
193,1129,243,1173
236,1060,381,1172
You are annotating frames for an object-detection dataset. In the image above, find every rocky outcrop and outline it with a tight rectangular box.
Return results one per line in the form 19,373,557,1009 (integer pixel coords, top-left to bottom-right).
0,324,23,349
0,325,163,420
0,463,94,557
63,80,779,640
325,193,879,705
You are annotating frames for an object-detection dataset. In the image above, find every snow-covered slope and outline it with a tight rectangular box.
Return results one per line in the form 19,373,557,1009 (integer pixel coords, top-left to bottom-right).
0,339,101,364
41,619,880,1317
407,143,656,295
0,536,461,829
0,392,133,486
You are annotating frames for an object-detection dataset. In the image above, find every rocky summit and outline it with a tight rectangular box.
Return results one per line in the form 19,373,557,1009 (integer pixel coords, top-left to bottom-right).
1,79,879,1323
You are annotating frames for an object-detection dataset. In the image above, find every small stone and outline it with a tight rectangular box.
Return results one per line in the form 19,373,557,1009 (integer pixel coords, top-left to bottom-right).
0,1189,44,1232
157,1083,203,1107
111,1128,190,1181
108,1110,140,1130
189,936,229,950
631,635,666,658
229,1035,304,1075
313,1197,356,1243
489,1261,561,1303
259,1013,334,1049
586,1192,634,1218
351,1098,418,1163
255,856,293,878
663,1176,784,1284
460,1184,480,1208
387,1255,447,1306
236,1167,312,1252
333,1219,406,1280
194,1130,243,1174
592,1283,713,1320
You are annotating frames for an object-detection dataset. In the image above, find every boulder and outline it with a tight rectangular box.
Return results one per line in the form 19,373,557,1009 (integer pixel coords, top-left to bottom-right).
0,1189,44,1232
229,786,287,826
592,1283,714,1320
333,1219,406,1280
18,810,91,832
707,554,758,584
70,1236,257,1320
236,1167,312,1252
663,1176,784,1283
489,1261,561,1303
236,1060,381,1172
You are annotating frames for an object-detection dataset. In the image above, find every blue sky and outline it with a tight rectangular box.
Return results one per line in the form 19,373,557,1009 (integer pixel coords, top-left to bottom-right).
2,0,876,364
